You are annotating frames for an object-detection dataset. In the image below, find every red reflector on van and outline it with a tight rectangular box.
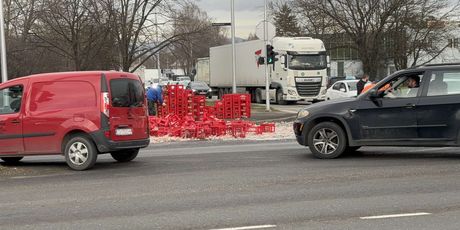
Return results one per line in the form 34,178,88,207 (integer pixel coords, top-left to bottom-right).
104,131,111,138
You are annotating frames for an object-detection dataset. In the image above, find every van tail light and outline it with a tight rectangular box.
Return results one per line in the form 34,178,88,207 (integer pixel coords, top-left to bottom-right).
101,92,110,117
104,130,111,138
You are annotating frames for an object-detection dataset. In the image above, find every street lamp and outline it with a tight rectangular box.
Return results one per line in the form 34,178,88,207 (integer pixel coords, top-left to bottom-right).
0,0,8,83
231,0,236,93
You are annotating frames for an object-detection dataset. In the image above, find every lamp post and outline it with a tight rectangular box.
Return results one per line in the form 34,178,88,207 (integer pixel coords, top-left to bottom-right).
0,0,8,83
231,0,236,93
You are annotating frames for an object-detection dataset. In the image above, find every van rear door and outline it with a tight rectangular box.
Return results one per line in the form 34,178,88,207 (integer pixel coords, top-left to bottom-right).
107,74,149,141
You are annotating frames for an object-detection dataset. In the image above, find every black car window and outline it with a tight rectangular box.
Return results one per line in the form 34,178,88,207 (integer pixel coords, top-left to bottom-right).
427,71,460,96
381,73,423,99
0,85,23,114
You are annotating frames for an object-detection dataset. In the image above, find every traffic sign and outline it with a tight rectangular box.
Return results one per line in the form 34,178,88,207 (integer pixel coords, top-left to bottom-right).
256,21,276,41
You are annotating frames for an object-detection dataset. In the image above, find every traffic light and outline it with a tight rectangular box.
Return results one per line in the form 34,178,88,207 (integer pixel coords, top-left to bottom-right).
266,45,279,64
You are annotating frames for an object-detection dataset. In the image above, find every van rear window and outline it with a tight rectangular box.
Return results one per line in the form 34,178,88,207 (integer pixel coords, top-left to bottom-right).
110,79,144,107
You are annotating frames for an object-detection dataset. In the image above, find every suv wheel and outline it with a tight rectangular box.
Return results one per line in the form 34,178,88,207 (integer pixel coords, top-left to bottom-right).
1,157,23,164
64,135,98,171
308,122,347,159
111,149,139,162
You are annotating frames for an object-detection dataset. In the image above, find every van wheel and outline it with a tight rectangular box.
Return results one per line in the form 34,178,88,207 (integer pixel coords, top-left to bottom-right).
307,122,347,159
111,149,139,162
1,157,23,164
64,135,98,171
276,89,288,105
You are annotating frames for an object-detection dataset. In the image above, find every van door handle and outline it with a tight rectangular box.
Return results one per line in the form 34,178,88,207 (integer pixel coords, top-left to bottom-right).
11,119,20,124
404,103,416,109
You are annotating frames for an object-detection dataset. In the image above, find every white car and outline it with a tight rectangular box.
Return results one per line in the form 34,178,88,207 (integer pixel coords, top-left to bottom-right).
325,79,359,100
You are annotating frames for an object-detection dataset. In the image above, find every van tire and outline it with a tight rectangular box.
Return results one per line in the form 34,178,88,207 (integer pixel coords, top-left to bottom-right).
1,157,23,164
111,149,139,162
64,135,98,171
307,122,347,159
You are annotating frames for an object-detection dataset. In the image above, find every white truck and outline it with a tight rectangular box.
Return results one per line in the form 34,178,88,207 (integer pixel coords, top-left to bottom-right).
195,37,329,104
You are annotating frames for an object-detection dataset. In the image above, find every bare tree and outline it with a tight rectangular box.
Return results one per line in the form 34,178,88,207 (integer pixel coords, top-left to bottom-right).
32,0,115,70
294,0,409,79
167,2,227,74
391,0,460,69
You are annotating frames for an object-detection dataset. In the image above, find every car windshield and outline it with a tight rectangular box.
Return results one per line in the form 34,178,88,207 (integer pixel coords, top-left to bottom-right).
288,54,327,70
110,79,144,107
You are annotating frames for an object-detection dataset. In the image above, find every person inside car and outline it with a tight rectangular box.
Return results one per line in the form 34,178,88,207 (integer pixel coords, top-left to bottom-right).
406,75,420,97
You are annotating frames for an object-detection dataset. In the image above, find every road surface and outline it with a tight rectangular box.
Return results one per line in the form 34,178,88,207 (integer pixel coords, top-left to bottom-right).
1,140,460,229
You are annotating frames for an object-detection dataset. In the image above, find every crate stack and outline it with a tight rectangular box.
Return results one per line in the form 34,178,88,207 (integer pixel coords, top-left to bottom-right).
150,86,274,139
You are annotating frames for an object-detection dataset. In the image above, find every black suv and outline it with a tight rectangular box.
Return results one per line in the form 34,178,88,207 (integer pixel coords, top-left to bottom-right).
294,63,460,158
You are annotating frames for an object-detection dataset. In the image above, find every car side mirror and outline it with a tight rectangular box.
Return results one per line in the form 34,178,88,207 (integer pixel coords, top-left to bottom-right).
368,89,380,99
339,88,346,92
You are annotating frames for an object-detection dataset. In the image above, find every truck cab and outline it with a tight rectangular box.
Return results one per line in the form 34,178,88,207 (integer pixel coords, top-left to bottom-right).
272,37,329,103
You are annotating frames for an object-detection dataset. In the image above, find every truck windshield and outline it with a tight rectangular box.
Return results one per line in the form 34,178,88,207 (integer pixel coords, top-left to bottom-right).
288,54,327,70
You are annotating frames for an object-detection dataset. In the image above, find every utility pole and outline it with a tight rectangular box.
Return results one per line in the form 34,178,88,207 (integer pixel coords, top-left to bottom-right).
0,0,8,83
264,0,270,112
155,12,161,83
231,0,236,93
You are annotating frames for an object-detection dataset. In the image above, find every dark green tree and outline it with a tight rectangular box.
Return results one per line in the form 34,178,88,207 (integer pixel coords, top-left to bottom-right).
270,2,301,37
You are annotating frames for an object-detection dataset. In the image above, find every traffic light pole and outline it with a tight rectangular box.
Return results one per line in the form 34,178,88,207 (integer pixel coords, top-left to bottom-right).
264,0,270,112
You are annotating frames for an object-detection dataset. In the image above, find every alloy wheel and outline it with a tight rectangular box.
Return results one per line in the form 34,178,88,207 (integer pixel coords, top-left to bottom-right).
312,128,339,155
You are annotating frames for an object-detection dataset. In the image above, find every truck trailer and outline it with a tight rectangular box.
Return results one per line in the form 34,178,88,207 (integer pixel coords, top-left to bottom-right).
195,37,329,104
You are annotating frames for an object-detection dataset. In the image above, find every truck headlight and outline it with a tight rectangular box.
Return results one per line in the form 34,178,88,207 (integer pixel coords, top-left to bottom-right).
297,110,310,119
208,89,212,92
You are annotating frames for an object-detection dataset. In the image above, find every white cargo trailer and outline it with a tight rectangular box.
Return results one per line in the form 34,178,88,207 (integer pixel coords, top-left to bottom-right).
195,37,329,104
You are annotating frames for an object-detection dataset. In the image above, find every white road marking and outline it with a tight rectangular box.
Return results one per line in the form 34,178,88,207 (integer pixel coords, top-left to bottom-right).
209,225,277,230
360,212,431,220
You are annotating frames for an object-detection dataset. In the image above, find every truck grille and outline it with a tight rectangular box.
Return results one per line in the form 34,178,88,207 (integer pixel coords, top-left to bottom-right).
296,82,322,97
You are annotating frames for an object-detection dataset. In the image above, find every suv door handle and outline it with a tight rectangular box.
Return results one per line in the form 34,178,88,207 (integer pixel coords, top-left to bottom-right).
405,103,416,109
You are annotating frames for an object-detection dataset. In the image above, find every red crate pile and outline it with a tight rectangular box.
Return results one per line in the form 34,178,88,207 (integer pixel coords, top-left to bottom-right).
149,85,274,138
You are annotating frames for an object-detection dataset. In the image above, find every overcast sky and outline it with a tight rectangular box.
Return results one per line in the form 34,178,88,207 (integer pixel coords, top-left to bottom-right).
195,0,266,39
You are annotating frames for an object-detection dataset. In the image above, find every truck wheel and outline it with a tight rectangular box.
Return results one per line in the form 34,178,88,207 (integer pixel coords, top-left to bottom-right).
1,157,23,164
307,122,347,159
255,89,263,104
111,149,139,162
64,135,98,171
218,89,224,99
276,89,288,105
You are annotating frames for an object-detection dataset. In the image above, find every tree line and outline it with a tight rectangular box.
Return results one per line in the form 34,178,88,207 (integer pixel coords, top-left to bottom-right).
270,0,460,79
2,0,226,80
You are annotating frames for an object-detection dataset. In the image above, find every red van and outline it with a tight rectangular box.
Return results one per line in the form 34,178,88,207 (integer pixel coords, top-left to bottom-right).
0,71,150,170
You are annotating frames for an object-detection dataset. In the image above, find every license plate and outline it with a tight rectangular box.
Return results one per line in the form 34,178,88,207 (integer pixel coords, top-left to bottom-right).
296,77,321,83
116,128,133,136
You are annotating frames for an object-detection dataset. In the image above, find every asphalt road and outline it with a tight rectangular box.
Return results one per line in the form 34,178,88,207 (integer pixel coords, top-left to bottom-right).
1,140,460,230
